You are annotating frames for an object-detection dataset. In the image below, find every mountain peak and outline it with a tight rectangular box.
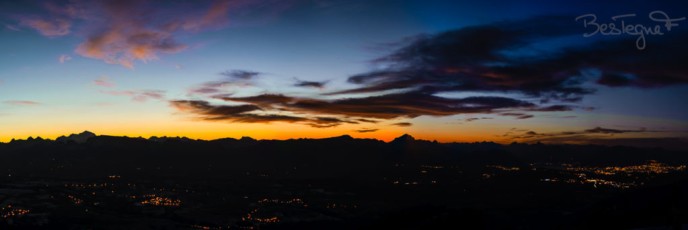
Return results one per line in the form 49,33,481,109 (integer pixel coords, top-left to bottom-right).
57,130,96,143
240,136,257,142
79,130,96,136
338,134,353,139
323,134,353,141
72,131,96,139
391,134,415,143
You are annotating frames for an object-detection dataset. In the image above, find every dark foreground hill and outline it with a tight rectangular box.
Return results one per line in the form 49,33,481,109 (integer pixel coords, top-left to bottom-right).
0,132,687,229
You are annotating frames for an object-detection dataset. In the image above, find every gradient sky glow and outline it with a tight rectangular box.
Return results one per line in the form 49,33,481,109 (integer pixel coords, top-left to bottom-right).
1,0,687,145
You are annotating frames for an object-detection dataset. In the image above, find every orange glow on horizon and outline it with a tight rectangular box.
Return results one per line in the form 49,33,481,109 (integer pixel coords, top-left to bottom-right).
2,110,686,144
0,120,510,144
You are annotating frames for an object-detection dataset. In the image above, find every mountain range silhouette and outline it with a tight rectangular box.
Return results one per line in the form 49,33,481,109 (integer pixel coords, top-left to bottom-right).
1,131,687,229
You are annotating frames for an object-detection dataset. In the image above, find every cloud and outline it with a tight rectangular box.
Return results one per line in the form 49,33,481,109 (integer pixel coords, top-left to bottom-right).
12,1,285,68
220,93,537,119
500,112,534,119
328,16,591,100
505,126,660,141
328,15,688,103
170,100,358,128
355,128,378,133
169,87,573,129
218,94,293,108
179,0,233,31
188,81,237,96
20,17,71,36
75,25,187,69
171,100,262,118
188,70,260,96
356,118,380,123
72,0,242,68
5,24,20,31
173,87,569,127
391,122,412,127
169,15,688,128
309,117,357,128
584,127,646,134
526,105,575,112
4,100,41,106
170,100,357,128
508,129,688,150
188,83,226,95
464,117,492,122
93,76,115,87
170,100,339,127
294,79,327,89
220,70,261,80
13,1,78,36
596,73,633,87
58,54,72,63
101,90,165,102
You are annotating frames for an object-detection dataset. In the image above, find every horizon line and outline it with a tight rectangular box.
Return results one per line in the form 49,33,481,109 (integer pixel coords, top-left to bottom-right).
3,131,688,150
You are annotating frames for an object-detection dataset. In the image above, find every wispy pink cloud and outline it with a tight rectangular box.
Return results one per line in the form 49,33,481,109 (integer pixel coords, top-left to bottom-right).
93,76,115,87
72,1,236,69
75,27,187,69
4,24,20,31
4,100,41,106
12,0,85,37
10,0,295,69
180,0,233,31
100,90,165,102
20,17,71,36
58,54,72,63
187,69,259,97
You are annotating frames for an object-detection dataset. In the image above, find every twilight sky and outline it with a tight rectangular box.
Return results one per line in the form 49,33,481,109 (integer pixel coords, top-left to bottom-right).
1,0,687,145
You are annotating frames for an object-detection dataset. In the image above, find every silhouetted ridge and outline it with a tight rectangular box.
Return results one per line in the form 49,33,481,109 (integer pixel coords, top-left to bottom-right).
391,134,416,144
240,136,257,142
56,130,96,143
149,136,193,142
323,134,354,141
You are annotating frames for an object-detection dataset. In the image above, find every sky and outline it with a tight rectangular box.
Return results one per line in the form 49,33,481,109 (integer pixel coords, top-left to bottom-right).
0,0,687,145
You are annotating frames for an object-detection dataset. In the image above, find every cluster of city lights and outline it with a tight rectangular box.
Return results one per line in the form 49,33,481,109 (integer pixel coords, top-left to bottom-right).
138,196,181,207
1,205,31,219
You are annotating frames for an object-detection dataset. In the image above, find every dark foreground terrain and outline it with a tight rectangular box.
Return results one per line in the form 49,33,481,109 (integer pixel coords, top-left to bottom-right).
1,132,687,229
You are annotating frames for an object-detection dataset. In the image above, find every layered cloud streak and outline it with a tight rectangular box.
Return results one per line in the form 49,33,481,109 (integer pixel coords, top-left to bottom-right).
11,0,287,68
